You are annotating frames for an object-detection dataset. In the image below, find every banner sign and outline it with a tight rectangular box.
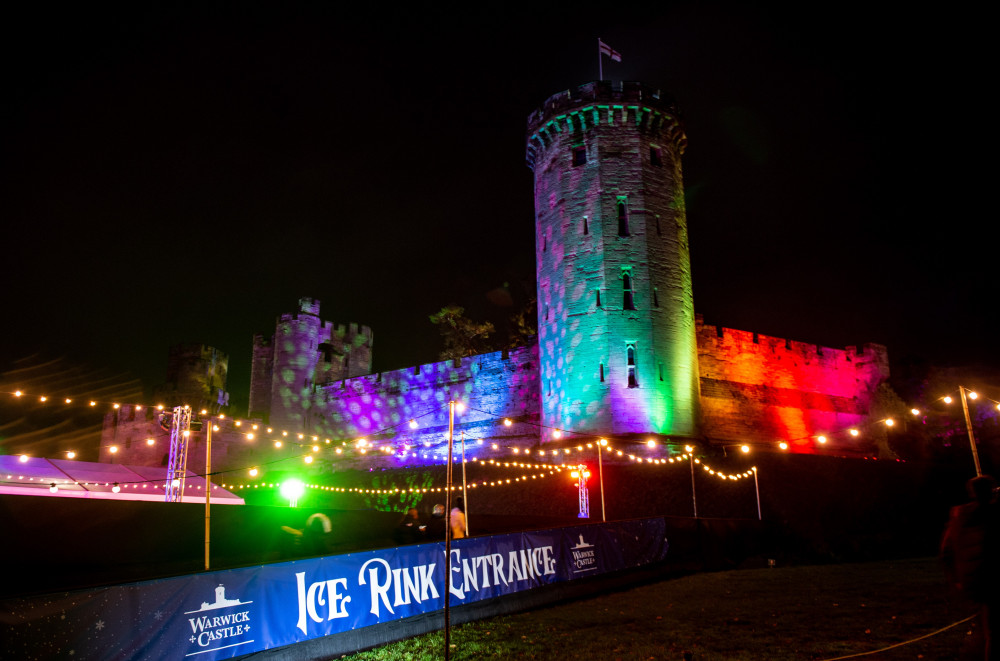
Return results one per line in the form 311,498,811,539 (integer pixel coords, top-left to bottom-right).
1,518,667,660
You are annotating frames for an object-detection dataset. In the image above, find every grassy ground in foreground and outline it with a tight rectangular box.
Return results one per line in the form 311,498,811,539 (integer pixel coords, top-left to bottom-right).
340,557,984,661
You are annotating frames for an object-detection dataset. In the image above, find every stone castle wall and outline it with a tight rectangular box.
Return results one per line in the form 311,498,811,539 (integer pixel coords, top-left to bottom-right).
100,347,542,475
696,316,889,449
250,297,373,430
306,346,541,457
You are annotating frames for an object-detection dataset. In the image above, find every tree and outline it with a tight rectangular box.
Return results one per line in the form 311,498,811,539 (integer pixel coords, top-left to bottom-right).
429,306,496,360
505,297,537,350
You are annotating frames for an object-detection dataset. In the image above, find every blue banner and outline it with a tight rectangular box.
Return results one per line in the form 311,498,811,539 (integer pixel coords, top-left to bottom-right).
0,518,667,660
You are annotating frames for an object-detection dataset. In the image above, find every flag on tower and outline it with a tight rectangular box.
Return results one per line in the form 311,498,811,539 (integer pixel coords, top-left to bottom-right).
598,39,622,62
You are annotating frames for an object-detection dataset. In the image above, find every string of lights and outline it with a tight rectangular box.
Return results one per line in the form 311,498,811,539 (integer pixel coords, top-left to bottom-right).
3,383,996,477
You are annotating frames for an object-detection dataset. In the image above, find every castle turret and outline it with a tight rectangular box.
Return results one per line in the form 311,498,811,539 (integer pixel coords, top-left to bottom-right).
527,81,700,438
251,297,373,430
268,297,323,429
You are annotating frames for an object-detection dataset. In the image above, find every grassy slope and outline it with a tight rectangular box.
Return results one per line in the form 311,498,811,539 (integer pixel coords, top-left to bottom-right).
342,557,982,661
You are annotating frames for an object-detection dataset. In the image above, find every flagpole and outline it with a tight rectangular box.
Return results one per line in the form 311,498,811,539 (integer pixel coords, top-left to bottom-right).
598,38,603,81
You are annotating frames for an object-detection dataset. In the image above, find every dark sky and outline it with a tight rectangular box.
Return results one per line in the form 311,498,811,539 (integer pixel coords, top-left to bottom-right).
2,4,995,411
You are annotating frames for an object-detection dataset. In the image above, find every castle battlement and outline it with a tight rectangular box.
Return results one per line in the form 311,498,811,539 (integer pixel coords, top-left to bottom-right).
320,346,535,393
527,81,679,128
322,322,374,342
526,82,686,169
694,317,889,372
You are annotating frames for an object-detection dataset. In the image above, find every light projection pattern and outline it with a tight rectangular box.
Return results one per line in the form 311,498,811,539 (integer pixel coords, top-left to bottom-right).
696,323,891,451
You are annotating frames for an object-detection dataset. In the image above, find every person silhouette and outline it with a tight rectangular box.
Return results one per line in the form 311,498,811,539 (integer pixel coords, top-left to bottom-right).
942,475,998,660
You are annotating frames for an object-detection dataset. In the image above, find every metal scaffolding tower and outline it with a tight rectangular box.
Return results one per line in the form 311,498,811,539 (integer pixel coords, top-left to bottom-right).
164,406,192,502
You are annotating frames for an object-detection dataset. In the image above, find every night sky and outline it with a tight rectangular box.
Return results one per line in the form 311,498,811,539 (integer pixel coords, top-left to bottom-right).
2,4,995,412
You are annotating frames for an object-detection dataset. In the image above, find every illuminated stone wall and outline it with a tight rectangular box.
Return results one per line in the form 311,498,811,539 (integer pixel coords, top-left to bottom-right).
249,297,373,429
100,346,540,472
248,334,273,421
306,346,541,460
527,81,700,439
697,317,890,450
152,344,228,412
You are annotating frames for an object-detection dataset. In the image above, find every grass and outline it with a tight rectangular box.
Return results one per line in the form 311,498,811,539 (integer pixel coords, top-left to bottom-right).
339,557,983,660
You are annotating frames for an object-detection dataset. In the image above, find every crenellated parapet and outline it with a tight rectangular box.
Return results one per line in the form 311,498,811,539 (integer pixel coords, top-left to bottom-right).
694,315,890,449
526,81,686,169
307,346,541,452
696,316,889,393
251,298,373,428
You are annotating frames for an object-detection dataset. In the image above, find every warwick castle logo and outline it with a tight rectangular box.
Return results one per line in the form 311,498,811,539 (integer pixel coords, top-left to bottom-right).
184,584,254,655
570,534,597,573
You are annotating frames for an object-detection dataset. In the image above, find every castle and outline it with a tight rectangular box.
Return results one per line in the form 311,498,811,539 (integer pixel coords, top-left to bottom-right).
102,82,889,470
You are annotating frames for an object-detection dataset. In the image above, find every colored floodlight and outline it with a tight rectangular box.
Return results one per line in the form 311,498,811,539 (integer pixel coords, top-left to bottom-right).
280,479,305,507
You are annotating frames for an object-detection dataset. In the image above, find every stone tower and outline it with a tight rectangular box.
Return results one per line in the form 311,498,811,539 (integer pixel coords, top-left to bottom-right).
526,81,700,439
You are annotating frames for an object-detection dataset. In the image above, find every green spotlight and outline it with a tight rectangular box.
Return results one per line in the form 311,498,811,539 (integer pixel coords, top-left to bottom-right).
280,478,305,507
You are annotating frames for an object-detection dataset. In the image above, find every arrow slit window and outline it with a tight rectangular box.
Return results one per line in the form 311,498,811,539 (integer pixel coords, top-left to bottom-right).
617,197,629,236
627,344,638,388
622,269,635,310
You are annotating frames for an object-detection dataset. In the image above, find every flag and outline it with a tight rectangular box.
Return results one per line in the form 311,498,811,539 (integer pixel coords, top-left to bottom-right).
599,39,622,62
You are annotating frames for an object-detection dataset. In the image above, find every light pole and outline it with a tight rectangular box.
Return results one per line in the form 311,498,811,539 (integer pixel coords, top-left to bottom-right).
958,386,983,477
444,400,457,661
752,466,761,520
460,431,469,535
686,445,698,518
597,438,607,522
205,415,213,570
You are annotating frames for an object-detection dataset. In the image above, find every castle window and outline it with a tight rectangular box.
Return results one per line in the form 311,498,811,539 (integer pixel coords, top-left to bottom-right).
627,344,638,388
622,270,635,310
319,342,333,362
655,214,661,236
617,198,629,237
600,362,605,382
596,289,602,308
583,216,589,235
650,146,663,167
653,287,659,308
658,362,664,381
572,145,586,167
